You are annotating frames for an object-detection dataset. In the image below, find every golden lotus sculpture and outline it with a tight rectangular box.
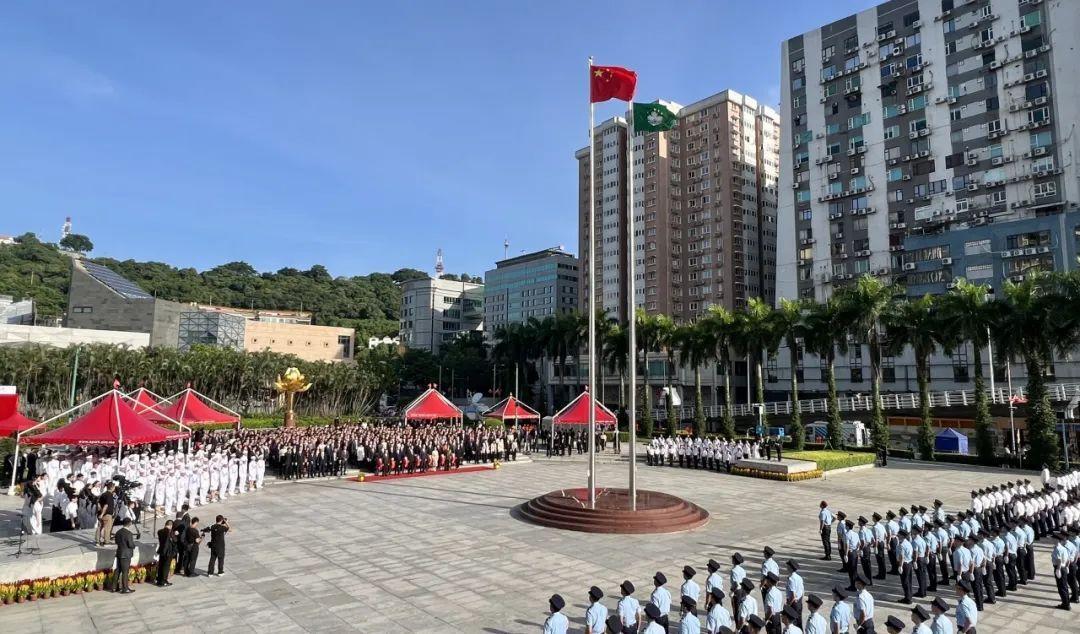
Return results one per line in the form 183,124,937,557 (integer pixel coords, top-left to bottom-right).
274,367,312,428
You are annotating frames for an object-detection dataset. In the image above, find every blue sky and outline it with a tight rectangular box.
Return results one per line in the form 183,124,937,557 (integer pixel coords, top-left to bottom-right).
2,1,870,278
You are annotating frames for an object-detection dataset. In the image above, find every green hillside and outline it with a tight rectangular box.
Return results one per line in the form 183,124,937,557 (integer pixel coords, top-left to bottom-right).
0,233,428,341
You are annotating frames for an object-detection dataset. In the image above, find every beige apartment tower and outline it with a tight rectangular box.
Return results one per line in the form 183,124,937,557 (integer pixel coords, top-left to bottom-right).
576,89,779,322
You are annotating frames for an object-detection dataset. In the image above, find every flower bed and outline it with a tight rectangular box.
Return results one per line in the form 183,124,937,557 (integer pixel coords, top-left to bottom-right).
0,563,166,606
730,466,823,482
784,450,876,472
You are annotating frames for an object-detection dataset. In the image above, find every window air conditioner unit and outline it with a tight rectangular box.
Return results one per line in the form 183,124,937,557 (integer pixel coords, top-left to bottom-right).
966,158,978,166
903,262,916,271
1034,147,1046,155
941,257,953,265
902,174,911,181
967,183,980,191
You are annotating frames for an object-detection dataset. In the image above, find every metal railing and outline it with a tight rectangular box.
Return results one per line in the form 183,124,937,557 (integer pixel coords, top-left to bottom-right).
651,382,1080,421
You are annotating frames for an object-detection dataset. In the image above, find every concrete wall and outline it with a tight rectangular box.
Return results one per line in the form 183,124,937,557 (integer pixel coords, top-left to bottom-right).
244,321,354,362
0,324,149,348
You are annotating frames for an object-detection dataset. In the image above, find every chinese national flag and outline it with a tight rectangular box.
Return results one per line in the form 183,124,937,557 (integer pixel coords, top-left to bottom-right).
590,65,637,103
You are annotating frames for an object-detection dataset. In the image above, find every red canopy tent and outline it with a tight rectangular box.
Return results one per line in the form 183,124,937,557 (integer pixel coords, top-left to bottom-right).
2,393,41,494
148,388,241,428
126,387,164,416
482,394,540,424
21,391,189,450
0,393,38,436
552,389,617,427
402,386,462,423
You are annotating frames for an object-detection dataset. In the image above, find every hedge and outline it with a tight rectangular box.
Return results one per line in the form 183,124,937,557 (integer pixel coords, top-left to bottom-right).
784,450,876,472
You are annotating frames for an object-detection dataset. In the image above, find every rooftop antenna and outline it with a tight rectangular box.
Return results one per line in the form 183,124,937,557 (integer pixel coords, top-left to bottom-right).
435,248,445,278
503,238,509,260
61,216,72,241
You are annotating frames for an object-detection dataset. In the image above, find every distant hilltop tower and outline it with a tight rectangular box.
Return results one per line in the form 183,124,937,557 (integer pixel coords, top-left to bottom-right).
435,248,444,278
61,216,72,241
504,238,509,260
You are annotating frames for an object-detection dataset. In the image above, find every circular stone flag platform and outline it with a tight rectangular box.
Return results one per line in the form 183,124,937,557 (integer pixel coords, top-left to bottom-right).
515,488,709,534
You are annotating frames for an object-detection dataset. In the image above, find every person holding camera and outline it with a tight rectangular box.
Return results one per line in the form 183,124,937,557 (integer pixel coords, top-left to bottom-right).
204,515,231,576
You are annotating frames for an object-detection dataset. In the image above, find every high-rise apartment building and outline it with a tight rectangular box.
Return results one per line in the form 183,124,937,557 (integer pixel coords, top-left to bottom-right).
778,0,1080,302
398,277,484,355
483,247,579,337
577,89,780,322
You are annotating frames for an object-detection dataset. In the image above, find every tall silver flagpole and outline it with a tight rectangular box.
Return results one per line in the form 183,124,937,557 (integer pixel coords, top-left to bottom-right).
587,56,597,509
626,104,638,510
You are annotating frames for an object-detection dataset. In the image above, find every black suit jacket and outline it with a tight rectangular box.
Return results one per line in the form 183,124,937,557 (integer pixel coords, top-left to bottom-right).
158,527,178,558
114,527,136,559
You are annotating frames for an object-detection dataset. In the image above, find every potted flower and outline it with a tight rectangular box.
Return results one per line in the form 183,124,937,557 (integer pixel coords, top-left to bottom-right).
92,571,106,591
81,574,94,594
133,566,145,584
0,583,14,605
16,584,30,604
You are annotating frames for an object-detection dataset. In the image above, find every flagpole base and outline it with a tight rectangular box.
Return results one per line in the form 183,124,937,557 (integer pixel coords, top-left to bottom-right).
514,488,709,534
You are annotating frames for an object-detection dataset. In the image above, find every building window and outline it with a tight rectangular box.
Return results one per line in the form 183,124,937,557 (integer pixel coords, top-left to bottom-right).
952,349,970,383
338,335,352,358
850,367,864,383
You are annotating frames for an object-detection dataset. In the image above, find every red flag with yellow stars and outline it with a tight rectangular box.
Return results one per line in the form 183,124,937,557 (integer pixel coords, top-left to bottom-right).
590,65,637,103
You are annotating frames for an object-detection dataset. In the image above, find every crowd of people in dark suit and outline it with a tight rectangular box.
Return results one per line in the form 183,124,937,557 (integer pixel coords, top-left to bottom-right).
199,420,523,479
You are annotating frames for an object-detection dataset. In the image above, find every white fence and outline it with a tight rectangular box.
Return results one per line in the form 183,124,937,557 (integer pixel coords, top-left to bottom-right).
651,382,1080,421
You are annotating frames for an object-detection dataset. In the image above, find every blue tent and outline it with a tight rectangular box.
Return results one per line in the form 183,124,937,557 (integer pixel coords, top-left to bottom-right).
935,428,969,454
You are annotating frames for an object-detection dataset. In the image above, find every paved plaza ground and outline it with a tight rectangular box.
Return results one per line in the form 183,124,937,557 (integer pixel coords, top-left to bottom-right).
0,457,1076,633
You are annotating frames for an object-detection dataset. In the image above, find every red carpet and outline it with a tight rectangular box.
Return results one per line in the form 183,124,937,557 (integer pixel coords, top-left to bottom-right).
353,465,495,483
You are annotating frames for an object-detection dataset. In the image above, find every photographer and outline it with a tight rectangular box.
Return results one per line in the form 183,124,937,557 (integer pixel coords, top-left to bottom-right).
204,515,231,577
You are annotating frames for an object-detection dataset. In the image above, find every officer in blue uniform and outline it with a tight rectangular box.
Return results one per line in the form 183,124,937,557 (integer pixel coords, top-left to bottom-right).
829,586,853,632
543,594,569,634
587,586,609,634
731,553,747,591
643,603,666,634
785,559,805,625
651,572,672,633
853,575,874,634
762,571,783,634
618,580,641,633
954,580,977,633
872,512,888,580
858,517,875,585
682,566,701,605
705,559,724,611
819,501,835,561
680,596,702,634
802,594,827,634
910,605,932,634
898,529,915,604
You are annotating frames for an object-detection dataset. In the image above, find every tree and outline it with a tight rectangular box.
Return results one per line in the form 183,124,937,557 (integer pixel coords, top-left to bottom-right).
704,306,738,439
939,279,996,464
803,300,847,449
676,321,714,438
993,274,1071,469
603,323,630,409
886,295,942,460
635,310,664,438
772,298,807,449
655,315,679,436
836,275,898,453
60,233,94,253
732,297,778,432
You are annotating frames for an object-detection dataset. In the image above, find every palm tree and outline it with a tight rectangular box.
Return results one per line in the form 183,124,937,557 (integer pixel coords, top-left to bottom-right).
885,294,942,460
732,297,778,432
594,310,617,407
603,323,630,409
836,274,899,453
704,306,738,439
635,310,664,439
655,315,679,436
677,321,715,438
993,274,1073,469
772,298,808,449
938,279,996,463
803,300,848,449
